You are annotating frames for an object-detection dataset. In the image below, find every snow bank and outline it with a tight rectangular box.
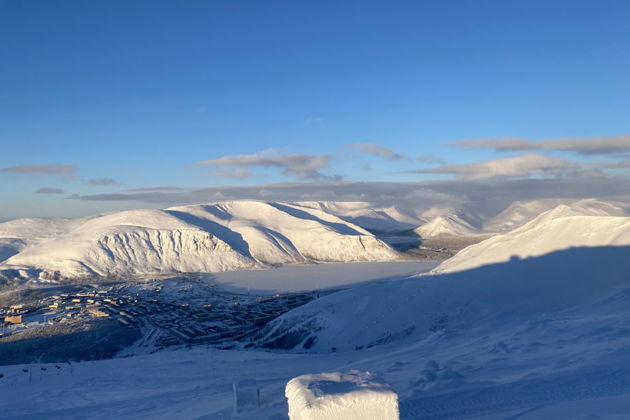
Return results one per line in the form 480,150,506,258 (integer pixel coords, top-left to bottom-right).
285,370,399,420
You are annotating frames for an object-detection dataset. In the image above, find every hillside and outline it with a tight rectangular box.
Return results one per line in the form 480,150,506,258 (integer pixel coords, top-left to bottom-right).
413,214,479,238
0,201,398,281
483,197,629,232
294,201,426,232
251,244,630,353
251,203,630,352
435,202,630,274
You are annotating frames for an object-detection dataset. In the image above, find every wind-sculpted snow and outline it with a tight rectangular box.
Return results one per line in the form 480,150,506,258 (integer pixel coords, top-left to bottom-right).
0,201,398,281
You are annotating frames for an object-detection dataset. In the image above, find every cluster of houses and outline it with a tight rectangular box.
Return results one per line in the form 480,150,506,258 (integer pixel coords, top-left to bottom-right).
1,285,316,350
153,293,314,347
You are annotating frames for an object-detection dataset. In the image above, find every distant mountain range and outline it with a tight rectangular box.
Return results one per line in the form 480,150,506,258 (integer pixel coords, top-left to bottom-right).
1,198,629,283
0,201,398,282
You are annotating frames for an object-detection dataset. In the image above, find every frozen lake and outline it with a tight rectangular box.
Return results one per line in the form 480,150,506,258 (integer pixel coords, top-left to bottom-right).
207,261,439,294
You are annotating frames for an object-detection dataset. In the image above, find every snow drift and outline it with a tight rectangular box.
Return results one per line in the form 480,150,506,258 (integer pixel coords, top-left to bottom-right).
286,370,399,420
0,201,398,281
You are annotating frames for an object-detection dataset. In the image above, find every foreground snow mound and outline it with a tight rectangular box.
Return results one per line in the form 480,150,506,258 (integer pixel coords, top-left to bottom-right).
286,370,399,420
0,201,398,280
435,203,630,274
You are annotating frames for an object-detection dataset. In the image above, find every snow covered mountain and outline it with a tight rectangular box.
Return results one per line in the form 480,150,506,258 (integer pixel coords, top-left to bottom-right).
252,241,630,354
413,214,479,238
435,201,630,274
0,201,398,281
250,201,630,352
294,201,426,232
482,197,629,232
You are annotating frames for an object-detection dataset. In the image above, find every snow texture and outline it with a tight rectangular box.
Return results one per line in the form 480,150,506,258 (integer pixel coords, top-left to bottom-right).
286,370,399,420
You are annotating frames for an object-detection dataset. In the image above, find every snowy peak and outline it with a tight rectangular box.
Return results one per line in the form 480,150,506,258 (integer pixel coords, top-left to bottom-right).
414,214,479,238
0,201,398,282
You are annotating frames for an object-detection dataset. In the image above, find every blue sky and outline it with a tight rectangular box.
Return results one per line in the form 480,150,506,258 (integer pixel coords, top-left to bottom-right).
2,0,630,219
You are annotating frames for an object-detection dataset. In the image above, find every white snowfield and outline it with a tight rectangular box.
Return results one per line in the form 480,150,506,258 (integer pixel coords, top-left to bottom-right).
0,201,399,280
286,371,399,420
435,201,630,274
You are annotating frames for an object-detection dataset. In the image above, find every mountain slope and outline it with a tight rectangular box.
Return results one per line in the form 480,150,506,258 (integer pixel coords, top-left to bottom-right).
294,201,426,232
483,198,628,232
414,215,479,238
0,201,398,281
435,202,630,274
251,204,630,352
251,245,630,353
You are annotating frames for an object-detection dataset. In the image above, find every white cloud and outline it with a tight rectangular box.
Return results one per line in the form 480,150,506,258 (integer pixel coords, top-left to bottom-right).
88,178,121,186
1,164,77,179
417,154,446,165
605,159,630,168
72,177,630,223
454,135,630,155
194,150,336,180
36,187,65,194
401,154,576,179
125,186,187,192
212,168,252,179
304,117,323,125
350,142,406,160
